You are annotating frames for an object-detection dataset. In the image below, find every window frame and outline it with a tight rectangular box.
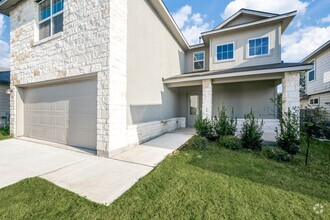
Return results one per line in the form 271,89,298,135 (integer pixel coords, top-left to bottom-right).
247,36,270,58
308,61,316,82
193,51,205,71
38,0,64,40
309,98,319,106
215,42,235,63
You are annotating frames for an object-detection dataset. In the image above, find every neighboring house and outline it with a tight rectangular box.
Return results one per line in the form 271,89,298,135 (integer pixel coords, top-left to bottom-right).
0,0,312,157
0,68,10,128
300,40,330,117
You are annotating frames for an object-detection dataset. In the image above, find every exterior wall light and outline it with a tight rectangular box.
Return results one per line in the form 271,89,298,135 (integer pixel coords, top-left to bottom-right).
6,89,13,95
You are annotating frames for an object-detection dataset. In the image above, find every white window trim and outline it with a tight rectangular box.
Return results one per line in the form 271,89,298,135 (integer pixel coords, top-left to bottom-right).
309,98,319,106
307,60,316,82
247,36,270,58
193,51,205,71
215,42,235,63
38,0,64,41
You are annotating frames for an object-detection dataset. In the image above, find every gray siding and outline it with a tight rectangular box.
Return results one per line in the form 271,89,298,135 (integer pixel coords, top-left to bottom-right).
305,48,330,95
212,81,277,119
126,0,184,125
0,84,10,126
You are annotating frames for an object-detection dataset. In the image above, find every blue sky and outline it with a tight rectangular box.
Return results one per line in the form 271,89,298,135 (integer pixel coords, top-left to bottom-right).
0,0,330,67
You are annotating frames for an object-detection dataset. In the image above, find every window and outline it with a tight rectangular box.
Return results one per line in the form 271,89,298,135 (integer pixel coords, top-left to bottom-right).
248,37,269,57
39,0,64,40
216,43,234,61
310,98,319,105
193,51,205,70
308,62,315,81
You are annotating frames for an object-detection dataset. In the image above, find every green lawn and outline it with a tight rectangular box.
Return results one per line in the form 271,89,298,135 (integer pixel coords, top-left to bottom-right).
0,138,329,219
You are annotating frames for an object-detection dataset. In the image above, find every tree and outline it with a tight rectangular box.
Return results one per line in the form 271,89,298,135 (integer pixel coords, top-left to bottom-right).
301,106,327,165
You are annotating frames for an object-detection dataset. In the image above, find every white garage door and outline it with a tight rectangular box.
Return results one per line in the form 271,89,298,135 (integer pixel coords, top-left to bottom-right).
24,79,97,150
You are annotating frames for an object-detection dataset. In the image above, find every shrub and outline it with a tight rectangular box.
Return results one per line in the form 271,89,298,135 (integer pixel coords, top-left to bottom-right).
214,106,237,138
263,146,292,162
276,108,300,156
189,136,209,150
194,115,217,140
218,135,242,150
240,111,264,151
0,127,10,136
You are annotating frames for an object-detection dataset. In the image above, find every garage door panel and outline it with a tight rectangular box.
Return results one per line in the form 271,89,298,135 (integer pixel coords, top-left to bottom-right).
24,79,97,150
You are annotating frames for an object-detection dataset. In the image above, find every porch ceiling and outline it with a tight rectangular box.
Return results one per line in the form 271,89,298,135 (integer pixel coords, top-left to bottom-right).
164,63,313,88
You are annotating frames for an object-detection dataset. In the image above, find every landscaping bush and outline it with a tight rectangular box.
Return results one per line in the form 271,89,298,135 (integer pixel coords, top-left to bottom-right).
189,136,209,150
0,127,10,136
263,146,292,162
214,106,237,138
218,135,242,150
276,108,300,156
194,115,216,140
240,111,264,151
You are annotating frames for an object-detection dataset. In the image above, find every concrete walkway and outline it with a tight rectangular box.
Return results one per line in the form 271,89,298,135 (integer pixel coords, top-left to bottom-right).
0,129,193,204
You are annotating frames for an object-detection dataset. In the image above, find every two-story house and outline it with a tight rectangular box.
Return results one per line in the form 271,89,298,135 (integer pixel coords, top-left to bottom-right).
0,0,313,158
300,40,330,117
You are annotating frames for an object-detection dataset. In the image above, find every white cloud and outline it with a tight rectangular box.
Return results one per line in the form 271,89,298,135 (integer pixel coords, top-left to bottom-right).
182,22,210,45
172,5,212,45
282,26,330,62
222,0,309,19
319,15,330,23
172,5,192,29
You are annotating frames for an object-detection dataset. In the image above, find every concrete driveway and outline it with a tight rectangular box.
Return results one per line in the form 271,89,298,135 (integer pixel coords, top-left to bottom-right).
0,129,193,204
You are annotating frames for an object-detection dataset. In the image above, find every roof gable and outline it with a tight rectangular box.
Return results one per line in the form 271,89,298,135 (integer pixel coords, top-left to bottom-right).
214,9,279,30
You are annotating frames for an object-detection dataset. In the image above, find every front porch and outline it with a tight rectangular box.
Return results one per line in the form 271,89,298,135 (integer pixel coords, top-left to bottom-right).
165,63,312,142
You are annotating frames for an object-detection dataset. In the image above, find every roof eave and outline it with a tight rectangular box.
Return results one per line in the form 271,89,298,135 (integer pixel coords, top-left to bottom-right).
213,8,279,30
0,0,22,16
300,40,330,63
202,11,297,39
147,0,190,51
164,64,313,84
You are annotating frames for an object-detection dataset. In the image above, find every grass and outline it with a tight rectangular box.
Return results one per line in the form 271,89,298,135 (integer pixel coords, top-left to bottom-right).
0,138,329,219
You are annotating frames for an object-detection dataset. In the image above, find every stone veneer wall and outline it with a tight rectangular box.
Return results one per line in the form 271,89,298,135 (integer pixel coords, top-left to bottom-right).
202,79,212,120
9,0,111,154
126,117,186,148
282,72,301,112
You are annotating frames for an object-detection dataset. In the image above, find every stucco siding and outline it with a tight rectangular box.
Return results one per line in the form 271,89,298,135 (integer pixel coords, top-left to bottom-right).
209,23,281,70
126,0,184,125
184,47,210,73
212,81,277,119
305,47,330,95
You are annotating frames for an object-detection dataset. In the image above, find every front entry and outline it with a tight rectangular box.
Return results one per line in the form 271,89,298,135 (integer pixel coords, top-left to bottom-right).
187,94,200,127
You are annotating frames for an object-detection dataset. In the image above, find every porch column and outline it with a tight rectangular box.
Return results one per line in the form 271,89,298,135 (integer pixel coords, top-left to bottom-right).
202,79,213,120
282,72,300,114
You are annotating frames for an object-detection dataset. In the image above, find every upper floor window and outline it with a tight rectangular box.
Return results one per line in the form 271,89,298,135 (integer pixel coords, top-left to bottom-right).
216,43,234,61
308,62,315,81
39,0,64,40
193,51,205,70
248,37,269,57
